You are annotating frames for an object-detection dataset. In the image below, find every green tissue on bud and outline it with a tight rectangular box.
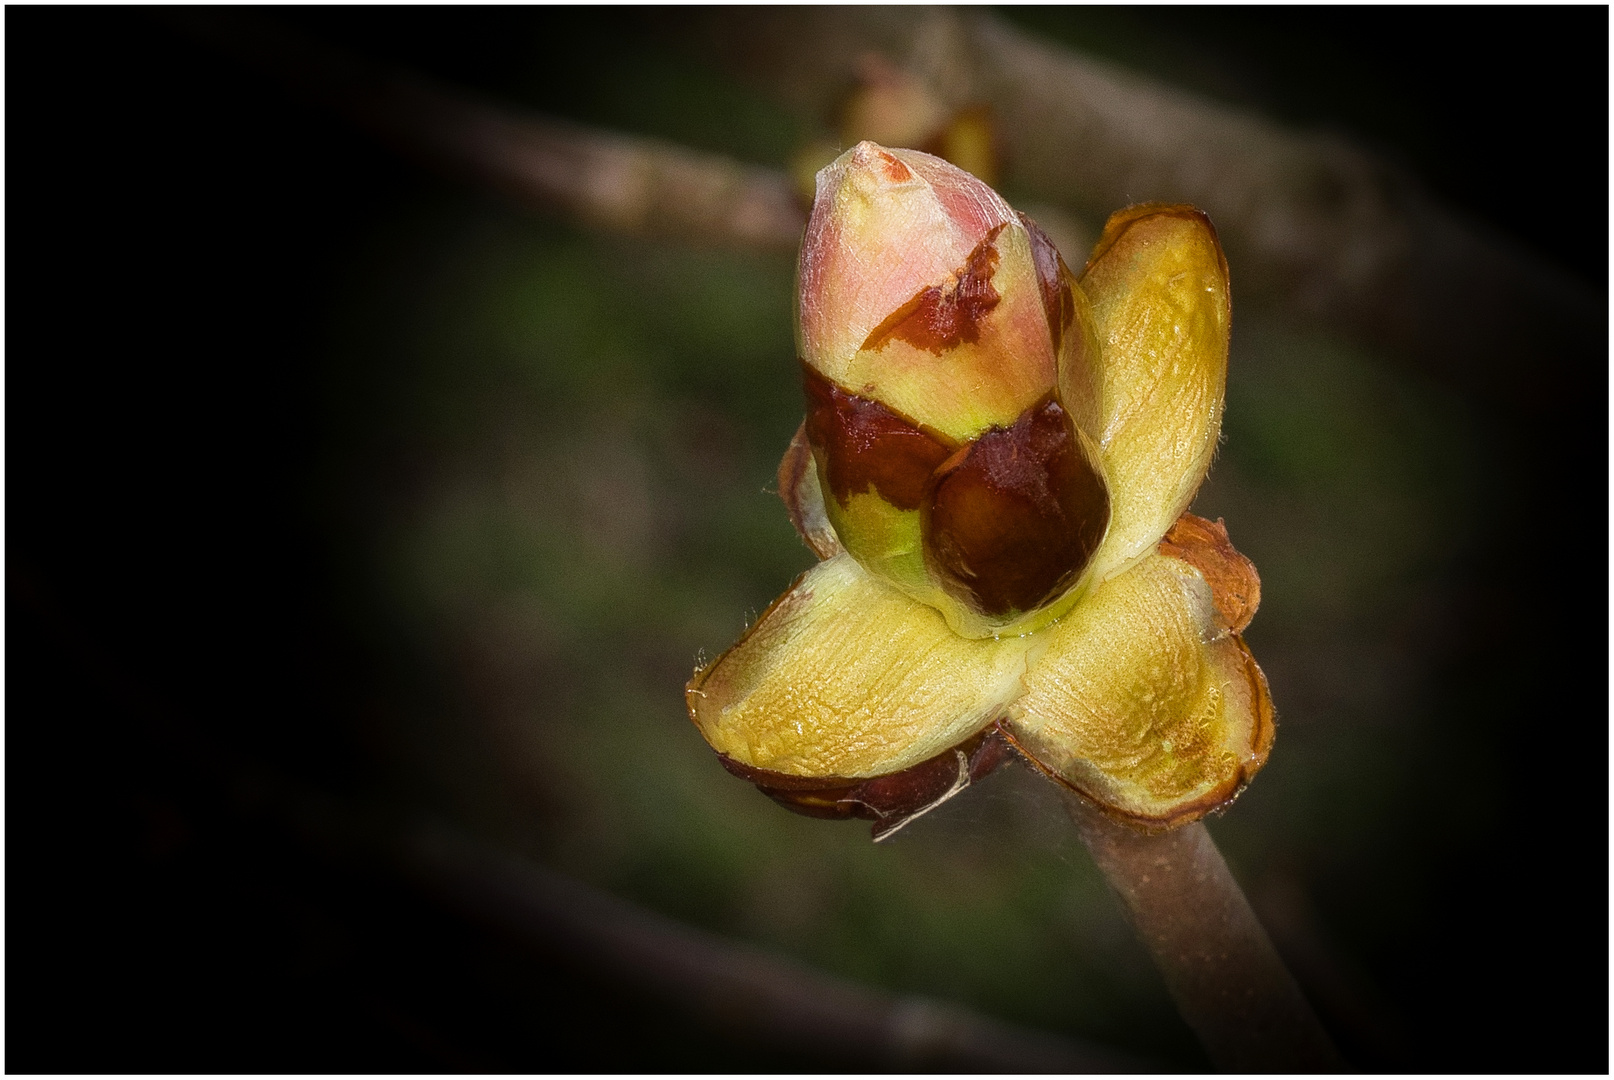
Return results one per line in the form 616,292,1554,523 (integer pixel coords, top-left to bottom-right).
796,141,1108,638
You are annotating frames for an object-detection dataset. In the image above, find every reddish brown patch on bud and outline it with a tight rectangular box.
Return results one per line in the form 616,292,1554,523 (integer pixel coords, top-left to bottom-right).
924,398,1109,616
1158,513,1262,634
776,421,842,560
716,728,1010,838
860,224,1005,355
1021,213,1075,357
802,364,955,511
869,146,914,183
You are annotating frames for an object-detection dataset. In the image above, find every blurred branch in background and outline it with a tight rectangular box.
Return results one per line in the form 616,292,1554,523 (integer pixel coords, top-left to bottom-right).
171,10,804,250
672,7,1602,415
389,818,1151,1073
275,790,1154,1073
177,5,1600,423
15,568,1148,1074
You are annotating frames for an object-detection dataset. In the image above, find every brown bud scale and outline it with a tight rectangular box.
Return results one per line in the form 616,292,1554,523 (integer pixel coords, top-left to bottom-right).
1157,513,1262,635
860,224,1005,355
776,421,843,559
716,728,1010,839
924,397,1109,617
802,363,955,511
1021,213,1076,357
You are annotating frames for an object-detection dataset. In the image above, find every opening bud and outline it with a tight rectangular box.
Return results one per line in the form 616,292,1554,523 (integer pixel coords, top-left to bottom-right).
796,142,1107,637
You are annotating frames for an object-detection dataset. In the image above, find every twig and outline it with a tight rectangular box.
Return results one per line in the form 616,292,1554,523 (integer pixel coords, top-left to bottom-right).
168,10,804,249
1062,789,1341,1072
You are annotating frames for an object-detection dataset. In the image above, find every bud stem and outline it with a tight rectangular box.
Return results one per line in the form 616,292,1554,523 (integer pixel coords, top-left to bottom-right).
1061,789,1342,1072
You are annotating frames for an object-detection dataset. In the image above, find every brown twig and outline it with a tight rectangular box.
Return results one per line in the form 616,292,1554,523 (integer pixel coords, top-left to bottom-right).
1062,789,1341,1072
169,10,804,250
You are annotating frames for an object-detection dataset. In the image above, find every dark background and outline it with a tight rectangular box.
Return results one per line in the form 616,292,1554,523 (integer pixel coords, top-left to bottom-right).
8,7,1607,1072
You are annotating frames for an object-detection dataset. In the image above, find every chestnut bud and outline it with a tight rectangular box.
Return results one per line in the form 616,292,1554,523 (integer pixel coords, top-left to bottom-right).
796,142,1108,638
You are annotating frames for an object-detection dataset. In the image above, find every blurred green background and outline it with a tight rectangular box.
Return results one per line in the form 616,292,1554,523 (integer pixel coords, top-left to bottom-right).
9,7,1605,1072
